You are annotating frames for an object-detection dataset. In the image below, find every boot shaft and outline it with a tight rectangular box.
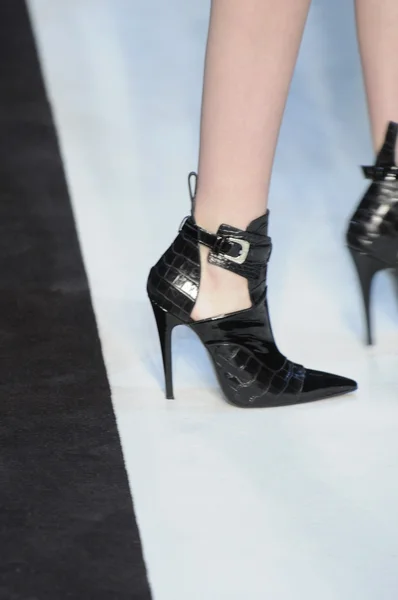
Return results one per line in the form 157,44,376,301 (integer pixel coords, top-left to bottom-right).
347,121,398,262
147,199,272,321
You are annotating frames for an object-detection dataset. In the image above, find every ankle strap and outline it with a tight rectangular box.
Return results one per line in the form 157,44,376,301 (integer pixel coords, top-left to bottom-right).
362,165,398,181
181,216,272,286
182,218,252,265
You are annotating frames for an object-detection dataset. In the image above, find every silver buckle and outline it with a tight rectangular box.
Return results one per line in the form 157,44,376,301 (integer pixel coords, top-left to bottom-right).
221,237,250,264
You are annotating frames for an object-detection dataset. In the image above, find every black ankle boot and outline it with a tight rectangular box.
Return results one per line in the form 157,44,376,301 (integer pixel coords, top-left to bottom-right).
147,174,357,408
347,121,398,345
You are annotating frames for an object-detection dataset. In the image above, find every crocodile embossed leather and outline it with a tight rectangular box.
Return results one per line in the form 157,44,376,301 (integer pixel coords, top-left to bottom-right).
147,174,357,407
346,121,398,345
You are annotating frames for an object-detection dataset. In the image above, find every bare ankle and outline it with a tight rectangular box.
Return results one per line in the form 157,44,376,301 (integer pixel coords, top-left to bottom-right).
191,244,251,320
194,193,261,232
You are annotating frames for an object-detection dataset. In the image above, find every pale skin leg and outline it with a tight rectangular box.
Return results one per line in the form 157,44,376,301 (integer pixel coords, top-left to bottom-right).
191,0,312,320
355,0,398,151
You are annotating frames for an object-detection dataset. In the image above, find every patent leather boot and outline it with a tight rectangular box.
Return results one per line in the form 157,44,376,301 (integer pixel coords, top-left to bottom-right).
148,174,357,407
347,121,398,345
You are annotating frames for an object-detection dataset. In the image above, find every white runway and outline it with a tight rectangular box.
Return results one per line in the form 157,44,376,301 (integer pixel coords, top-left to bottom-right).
29,1,398,598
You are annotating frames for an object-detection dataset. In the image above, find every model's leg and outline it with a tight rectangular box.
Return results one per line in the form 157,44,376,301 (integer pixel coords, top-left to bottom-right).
192,0,312,320
147,0,358,402
355,0,398,151
346,2,398,346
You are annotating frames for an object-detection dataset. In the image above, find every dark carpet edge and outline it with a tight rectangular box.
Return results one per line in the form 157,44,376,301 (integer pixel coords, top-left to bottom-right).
0,2,152,598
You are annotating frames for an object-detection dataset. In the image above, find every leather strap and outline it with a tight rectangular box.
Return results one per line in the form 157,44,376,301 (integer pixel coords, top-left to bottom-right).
183,218,246,260
362,165,398,181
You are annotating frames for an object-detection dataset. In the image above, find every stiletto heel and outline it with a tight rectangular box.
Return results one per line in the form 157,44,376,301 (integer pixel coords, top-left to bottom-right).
150,300,180,399
348,248,385,345
347,121,398,344
147,173,356,407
